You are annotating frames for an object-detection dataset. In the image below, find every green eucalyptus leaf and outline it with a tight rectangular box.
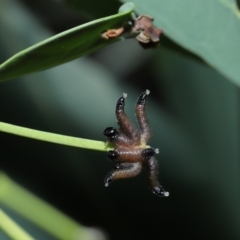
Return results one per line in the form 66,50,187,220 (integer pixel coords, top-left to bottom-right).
0,2,134,82
123,0,240,86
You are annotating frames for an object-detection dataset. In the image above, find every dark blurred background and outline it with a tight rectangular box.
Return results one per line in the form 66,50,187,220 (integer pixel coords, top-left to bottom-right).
0,0,240,239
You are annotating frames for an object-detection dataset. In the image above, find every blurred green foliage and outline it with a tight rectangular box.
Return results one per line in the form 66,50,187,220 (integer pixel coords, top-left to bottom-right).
0,0,240,240
124,0,240,86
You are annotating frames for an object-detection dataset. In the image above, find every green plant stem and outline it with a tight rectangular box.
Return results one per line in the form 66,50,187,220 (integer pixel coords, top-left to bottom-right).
0,173,104,240
0,121,113,151
0,208,35,240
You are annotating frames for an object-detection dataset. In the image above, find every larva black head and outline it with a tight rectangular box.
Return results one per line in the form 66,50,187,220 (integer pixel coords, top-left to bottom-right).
103,127,119,141
107,150,118,161
137,89,150,105
142,148,156,160
116,93,127,112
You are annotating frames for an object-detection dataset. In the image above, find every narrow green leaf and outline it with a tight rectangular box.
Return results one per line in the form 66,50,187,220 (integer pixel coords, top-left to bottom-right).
0,3,134,82
0,173,102,240
0,209,35,240
124,0,240,86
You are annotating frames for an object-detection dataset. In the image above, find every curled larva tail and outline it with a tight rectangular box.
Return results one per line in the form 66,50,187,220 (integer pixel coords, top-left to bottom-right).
146,156,169,197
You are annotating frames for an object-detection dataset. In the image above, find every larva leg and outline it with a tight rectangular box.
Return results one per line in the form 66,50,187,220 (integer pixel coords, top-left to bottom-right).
116,93,140,142
104,162,142,187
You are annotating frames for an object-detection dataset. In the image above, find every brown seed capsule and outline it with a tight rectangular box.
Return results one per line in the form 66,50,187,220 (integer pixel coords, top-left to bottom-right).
131,15,163,44
102,27,124,39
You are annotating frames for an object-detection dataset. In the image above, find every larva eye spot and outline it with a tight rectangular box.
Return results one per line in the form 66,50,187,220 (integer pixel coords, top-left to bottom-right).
103,127,119,140
112,164,121,170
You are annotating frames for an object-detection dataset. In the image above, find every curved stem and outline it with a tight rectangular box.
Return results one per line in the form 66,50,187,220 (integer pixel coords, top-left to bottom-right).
0,121,113,152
